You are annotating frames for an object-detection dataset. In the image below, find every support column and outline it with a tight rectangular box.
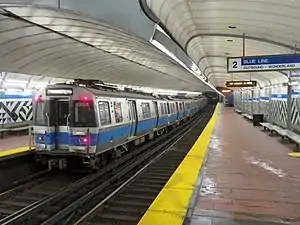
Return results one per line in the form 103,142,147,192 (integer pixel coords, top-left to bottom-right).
287,74,293,130
242,91,245,112
250,89,254,115
257,88,261,114
268,86,272,123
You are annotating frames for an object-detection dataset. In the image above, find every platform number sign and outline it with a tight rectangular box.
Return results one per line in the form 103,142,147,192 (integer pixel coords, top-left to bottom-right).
228,54,300,73
228,58,242,72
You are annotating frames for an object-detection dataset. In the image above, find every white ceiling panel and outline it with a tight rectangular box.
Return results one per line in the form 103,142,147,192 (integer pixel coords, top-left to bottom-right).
0,4,210,92
146,0,296,86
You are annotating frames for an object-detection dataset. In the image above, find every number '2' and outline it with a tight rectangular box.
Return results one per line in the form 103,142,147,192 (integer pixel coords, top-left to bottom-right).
233,61,238,68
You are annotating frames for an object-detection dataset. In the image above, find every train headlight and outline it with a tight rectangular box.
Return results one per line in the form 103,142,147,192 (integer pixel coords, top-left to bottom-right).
79,137,89,145
38,135,45,141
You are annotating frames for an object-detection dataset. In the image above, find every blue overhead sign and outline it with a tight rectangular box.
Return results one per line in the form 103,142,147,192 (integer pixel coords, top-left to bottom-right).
227,54,300,73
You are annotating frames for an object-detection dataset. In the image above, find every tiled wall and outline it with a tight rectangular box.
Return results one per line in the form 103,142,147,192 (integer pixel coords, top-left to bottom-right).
0,99,33,125
234,85,300,130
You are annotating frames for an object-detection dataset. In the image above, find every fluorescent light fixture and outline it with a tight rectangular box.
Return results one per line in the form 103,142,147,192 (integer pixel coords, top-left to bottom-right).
5,88,23,94
3,82,27,88
222,89,232,93
150,39,223,96
23,89,37,93
156,25,171,39
228,25,237,29
288,81,300,86
5,79,28,84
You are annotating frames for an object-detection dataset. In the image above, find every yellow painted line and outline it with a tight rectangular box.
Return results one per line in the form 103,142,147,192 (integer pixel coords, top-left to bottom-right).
0,146,32,158
138,105,219,225
289,152,300,158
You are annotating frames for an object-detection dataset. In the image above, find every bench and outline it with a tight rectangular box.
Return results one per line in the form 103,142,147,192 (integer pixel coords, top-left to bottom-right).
261,124,300,143
242,113,253,120
0,128,8,139
0,124,30,139
234,108,242,114
285,131,300,147
10,126,29,132
260,122,275,132
272,126,288,138
259,122,300,148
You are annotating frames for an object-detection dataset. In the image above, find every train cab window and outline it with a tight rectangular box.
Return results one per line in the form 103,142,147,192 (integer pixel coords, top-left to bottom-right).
114,102,123,123
142,103,151,118
35,101,46,126
98,101,111,125
74,101,96,127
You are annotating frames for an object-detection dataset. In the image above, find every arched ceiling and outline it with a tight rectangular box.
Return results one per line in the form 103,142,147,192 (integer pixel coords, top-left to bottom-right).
145,0,298,87
0,4,211,92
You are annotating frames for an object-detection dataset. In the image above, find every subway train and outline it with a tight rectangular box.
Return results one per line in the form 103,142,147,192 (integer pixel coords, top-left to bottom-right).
30,79,208,170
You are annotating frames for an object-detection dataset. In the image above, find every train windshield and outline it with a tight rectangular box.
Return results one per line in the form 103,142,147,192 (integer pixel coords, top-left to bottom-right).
74,101,96,127
35,101,47,126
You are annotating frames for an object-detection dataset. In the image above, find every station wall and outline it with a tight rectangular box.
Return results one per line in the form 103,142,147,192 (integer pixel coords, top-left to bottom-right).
234,85,300,132
0,94,33,125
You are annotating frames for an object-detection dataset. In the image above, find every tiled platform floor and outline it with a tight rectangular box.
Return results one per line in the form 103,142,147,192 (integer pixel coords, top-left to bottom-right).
0,135,29,151
186,106,300,225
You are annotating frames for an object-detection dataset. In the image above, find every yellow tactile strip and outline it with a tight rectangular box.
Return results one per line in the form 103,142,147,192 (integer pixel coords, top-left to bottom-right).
289,152,300,158
0,146,32,158
138,106,219,225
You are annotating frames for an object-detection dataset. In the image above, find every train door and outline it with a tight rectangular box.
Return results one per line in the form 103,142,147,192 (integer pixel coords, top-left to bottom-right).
182,102,186,117
56,99,70,149
128,100,137,138
154,101,159,127
47,98,70,150
175,102,179,119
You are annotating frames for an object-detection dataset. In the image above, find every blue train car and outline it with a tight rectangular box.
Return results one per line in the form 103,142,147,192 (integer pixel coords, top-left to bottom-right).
225,93,234,107
31,80,208,169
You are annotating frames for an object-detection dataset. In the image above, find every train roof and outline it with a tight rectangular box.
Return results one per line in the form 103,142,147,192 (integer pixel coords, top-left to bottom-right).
45,80,204,101
87,87,157,100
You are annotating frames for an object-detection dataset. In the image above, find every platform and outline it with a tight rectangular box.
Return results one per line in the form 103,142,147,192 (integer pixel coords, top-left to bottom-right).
138,105,300,225
0,135,30,158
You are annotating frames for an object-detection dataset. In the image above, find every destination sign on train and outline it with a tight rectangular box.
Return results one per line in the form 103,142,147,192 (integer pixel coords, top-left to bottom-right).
227,54,300,73
225,80,257,87
46,88,73,95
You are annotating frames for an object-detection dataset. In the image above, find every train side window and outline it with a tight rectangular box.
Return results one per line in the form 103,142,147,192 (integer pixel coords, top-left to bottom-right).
98,101,111,125
164,103,168,114
142,103,151,118
179,103,183,112
114,102,123,123
160,103,164,115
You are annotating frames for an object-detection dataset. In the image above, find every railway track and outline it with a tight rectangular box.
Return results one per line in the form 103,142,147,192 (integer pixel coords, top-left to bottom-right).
0,105,215,225
73,106,214,225
0,171,84,222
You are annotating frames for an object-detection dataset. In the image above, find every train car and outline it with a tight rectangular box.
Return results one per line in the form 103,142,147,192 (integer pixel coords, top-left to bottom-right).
31,79,207,170
224,93,234,107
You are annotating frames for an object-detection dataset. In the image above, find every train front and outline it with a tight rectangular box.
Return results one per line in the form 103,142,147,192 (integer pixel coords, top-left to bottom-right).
31,84,98,169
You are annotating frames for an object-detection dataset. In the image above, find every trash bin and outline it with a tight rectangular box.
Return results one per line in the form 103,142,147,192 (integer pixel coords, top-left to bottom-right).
253,114,264,126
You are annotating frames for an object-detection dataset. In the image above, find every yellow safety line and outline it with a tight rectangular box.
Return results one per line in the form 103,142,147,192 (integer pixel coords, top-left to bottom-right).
0,146,32,158
138,105,219,225
288,152,300,158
